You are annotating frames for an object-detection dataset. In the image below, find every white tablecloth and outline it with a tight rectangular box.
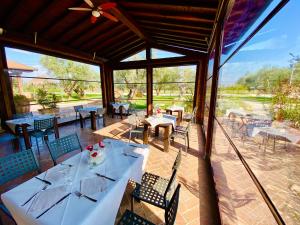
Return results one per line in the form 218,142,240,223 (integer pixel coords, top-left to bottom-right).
78,106,102,118
251,127,300,144
225,108,247,117
145,114,176,128
111,103,130,113
166,106,184,113
1,140,149,225
5,115,53,133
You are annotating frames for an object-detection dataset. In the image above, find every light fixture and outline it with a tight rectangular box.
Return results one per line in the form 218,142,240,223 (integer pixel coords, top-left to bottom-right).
92,10,100,17
0,28,4,35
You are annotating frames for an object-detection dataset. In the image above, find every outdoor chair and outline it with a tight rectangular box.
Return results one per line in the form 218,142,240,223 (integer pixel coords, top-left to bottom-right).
183,106,197,123
118,184,181,225
97,107,107,126
170,121,191,154
46,133,82,165
29,117,55,154
12,112,33,119
135,110,146,126
127,115,144,143
74,105,83,120
131,150,181,211
0,149,40,225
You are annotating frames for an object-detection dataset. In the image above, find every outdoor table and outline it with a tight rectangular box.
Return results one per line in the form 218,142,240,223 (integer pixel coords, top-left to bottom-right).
78,106,102,130
5,115,59,149
166,106,184,124
251,126,300,151
1,139,149,225
143,114,176,152
111,103,130,119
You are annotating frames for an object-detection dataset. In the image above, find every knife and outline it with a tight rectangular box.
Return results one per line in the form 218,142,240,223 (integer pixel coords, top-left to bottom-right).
36,193,71,219
95,173,116,182
123,153,138,158
21,185,48,206
35,176,52,185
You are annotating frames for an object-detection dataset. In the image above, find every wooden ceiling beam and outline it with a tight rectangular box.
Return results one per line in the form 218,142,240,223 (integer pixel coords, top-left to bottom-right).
105,39,142,58
70,20,115,47
148,32,207,44
80,24,126,50
129,11,215,24
151,43,207,57
0,30,106,65
142,25,210,38
152,35,207,47
110,42,146,62
110,7,154,43
96,33,137,54
156,40,207,52
120,1,217,14
138,20,212,33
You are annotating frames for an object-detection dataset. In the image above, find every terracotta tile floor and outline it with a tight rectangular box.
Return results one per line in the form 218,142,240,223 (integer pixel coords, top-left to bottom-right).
0,116,220,225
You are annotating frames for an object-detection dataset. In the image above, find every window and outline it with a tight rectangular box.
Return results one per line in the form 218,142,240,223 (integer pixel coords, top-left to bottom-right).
113,69,146,109
5,47,102,123
121,50,146,62
153,65,196,113
151,48,184,59
211,0,300,224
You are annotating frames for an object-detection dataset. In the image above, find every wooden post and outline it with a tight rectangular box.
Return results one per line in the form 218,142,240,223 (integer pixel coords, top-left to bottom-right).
100,65,107,108
205,22,224,159
146,47,153,116
90,111,97,130
0,46,15,124
103,64,114,114
194,58,208,124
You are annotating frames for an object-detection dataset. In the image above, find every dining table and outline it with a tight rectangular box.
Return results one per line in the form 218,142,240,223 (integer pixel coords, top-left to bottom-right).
78,106,103,130
166,106,184,124
110,103,130,119
1,139,149,225
143,114,176,152
5,114,59,149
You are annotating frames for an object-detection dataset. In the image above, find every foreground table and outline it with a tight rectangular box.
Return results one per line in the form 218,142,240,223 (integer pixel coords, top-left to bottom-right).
1,140,149,225
143,115,176,152
78,106,102,130
5,115,59,149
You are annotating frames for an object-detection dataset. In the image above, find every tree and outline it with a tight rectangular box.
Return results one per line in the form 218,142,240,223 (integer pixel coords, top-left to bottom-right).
40,56,99,98
153,67,180,96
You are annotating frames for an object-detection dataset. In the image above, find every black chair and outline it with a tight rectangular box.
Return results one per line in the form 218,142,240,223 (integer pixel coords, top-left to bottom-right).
170,121,191,154
118,184,181,225
0,149,40,225
131,150,181,211
46,133,82,165
74,105,83,120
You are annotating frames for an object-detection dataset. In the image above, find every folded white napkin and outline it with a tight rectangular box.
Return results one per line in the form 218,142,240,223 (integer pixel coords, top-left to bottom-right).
28,185,69,217
80,176,107,196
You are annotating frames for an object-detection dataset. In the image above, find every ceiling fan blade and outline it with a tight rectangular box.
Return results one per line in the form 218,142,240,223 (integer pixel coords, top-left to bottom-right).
84,0,94,8
102,11,118,22
68,7,92,11
90,15,98,24
100,2,117,10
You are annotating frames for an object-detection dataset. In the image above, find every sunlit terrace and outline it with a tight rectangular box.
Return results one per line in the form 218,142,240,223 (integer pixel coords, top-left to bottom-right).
0,1,298,225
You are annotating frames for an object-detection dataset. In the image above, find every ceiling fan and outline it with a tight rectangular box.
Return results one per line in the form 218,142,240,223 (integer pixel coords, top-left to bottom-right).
69,0,118,23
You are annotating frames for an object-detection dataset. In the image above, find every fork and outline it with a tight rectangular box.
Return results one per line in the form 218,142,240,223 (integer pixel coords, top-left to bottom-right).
21,185,48,206
123,153,138,158
74,191,97,202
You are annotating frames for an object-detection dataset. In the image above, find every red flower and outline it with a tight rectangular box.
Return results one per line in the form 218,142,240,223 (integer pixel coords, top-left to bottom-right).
91,152,98,157
86,145,93,151
99,141,105,148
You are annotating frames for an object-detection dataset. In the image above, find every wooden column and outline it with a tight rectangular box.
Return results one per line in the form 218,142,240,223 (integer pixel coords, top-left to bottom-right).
103,64,114,113
100,65,108,108
194,57,208,124
205,22,224,159
146,47,153,116
0,45,15,126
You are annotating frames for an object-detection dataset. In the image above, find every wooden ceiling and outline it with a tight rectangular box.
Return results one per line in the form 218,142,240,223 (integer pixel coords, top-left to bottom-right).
0,0,220,63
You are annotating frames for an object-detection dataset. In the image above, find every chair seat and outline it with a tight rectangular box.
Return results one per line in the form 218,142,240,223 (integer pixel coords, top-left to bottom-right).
174,125,187,133
118,209,155,225
30,128,54,138
131,127,144,134
132,172,170,209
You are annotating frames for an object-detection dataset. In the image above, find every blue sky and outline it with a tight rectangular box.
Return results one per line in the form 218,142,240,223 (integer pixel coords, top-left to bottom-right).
5,1,299,86
220,0,300,86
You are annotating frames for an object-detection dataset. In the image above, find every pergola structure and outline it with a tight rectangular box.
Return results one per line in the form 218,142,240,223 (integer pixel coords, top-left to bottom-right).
0,1,288,224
